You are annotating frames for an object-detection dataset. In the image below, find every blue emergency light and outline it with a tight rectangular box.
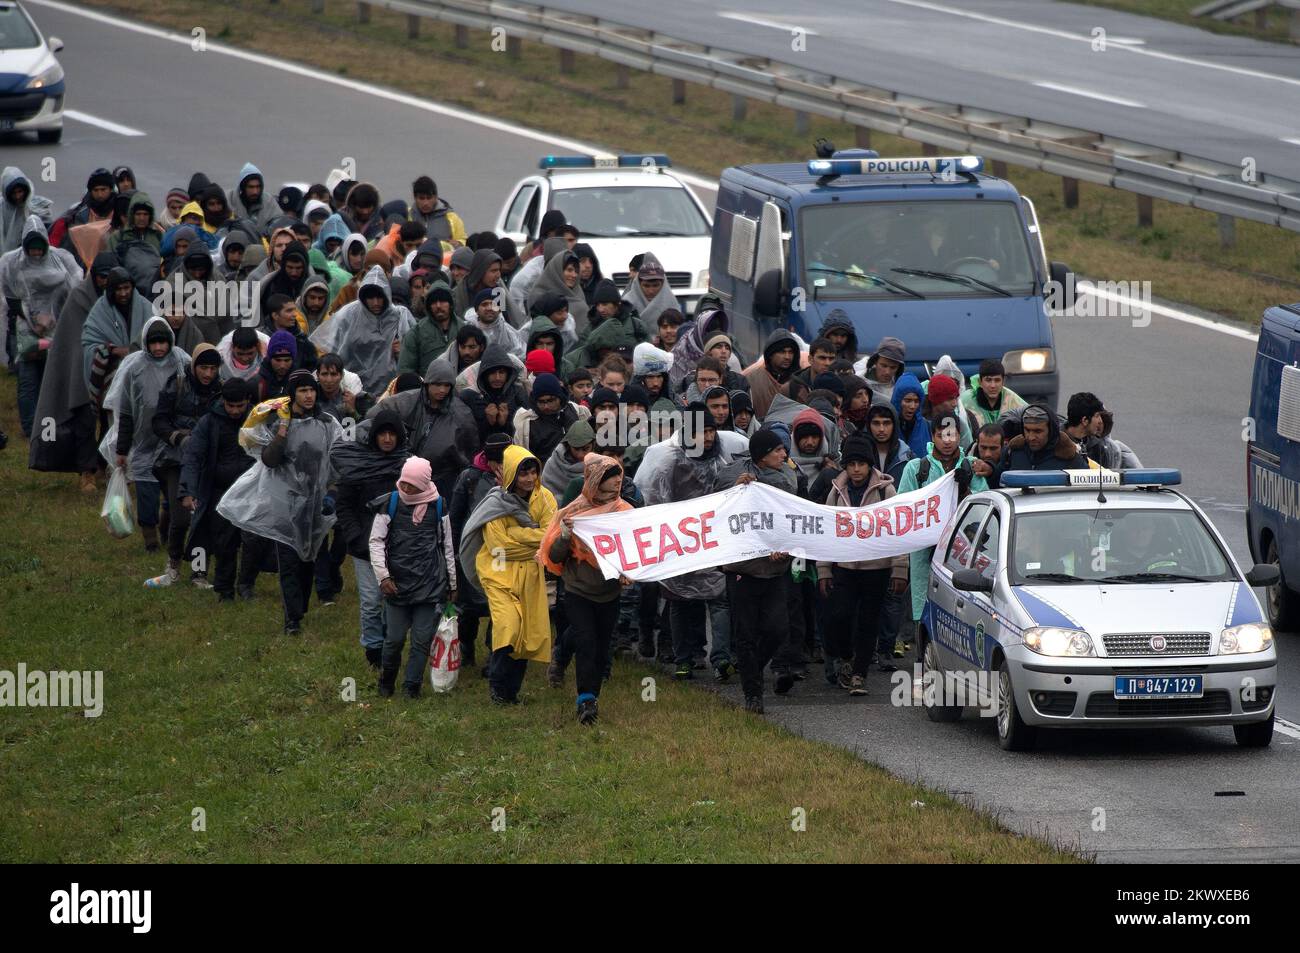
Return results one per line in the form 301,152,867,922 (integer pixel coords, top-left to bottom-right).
538,154,671,170
807,154,985,177
1000,468,1182,489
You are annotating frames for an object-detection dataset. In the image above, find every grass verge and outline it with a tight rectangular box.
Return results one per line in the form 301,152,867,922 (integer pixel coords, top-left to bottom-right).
1066,0,1299,45
0,387,1078,862
77,0,1300,325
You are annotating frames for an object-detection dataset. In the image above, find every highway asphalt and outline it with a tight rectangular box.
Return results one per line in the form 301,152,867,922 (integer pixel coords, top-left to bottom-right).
8,0,1298,862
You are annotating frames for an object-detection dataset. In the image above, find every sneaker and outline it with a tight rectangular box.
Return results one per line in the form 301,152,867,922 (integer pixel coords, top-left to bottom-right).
792,665,808,681
849,674,869,696
713,661,736,683
692,655,707,670
191,573,213,590
836,662,854,690
577,697,598,725
79,472,97,494
144,565,180,589
876,657,898,673
744,695,765,714
237,586,256,601
403,684,420,700
378,680,395,698
489,690,517,705
638,640,656,659
673,663,693,680
217,592,234,603
547,660,564,688
774,671,795,695
893,640,906,659
284,621,302,636
318,598,337,608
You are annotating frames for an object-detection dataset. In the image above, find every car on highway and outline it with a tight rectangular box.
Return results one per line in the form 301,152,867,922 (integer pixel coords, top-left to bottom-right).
0,1,64,143
919,468,1279,750
1246,302,1300,631
495,154,713,314
710,150,1066,409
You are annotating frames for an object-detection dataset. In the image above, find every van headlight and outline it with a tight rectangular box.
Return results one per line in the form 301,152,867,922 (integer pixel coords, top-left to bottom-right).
1219,623,1273,655
1002,348,1055,375
1022,626,1095,657
26,62,64,90
695,269,709,289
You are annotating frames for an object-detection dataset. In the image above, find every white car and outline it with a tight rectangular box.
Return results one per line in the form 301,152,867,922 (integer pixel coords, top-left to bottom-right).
0,2,64,143
495,154,712,314
921,468,1279,750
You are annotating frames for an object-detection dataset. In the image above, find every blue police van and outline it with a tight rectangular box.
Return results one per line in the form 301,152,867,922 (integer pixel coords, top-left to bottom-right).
707,151,1066,408
1247,303,1300,629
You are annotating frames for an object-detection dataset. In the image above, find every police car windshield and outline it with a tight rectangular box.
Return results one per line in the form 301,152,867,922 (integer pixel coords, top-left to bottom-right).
802,200,1036,299
1009,508,1232,586
550,186,709,239
0,5,41,49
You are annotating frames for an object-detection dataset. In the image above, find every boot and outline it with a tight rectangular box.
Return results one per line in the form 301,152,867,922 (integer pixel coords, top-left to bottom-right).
378,663,398,697
364,646,383,670
141,524,160,552
79,471,97,494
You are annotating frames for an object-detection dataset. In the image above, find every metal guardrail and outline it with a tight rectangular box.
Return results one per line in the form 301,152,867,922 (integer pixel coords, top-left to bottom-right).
359,0,1300,232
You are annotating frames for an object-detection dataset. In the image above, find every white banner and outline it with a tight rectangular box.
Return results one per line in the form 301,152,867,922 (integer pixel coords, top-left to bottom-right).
572,471,958,582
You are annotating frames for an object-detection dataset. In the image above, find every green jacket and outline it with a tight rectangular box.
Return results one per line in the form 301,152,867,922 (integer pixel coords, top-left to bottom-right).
309,247,351,303
960,377,1027,429
562,315,636,377
398,304,463,376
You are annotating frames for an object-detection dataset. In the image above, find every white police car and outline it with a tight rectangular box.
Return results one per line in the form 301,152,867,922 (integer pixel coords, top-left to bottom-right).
495,154,712,313
0,2,64,143
920,468,1279,750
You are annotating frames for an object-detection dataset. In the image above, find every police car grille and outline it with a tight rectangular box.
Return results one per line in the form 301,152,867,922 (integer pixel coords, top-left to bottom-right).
0,92,45,121
1102,632,1212,657
1085,691,1231,718
612,271,693,290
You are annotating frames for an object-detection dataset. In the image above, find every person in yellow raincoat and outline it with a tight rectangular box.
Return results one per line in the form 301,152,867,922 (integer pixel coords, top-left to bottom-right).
459,444,557,703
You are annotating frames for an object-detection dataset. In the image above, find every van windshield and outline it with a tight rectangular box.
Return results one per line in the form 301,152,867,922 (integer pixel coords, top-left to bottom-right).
802,200,1037,299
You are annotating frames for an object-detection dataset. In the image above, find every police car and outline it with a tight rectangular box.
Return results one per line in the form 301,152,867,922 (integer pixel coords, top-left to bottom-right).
495,154,713,313
920,468,1279,750
0,2,65,143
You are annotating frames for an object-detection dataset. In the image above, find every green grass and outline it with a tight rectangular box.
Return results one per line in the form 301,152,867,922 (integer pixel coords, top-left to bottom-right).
0,385,1078,862
1066,0,1300,45
80,0,1300,325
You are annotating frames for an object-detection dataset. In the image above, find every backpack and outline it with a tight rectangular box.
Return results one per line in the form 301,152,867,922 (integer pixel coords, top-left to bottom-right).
114,237,162,295
914,456,973,500
387,491,442,522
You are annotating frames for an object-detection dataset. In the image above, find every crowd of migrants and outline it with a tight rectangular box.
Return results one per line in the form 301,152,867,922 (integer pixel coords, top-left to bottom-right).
0,163,1141,723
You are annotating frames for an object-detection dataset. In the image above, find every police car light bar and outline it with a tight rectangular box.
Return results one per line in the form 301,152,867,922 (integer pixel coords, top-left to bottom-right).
538,154,671,170
1000,468,1182,489
807,155,985,177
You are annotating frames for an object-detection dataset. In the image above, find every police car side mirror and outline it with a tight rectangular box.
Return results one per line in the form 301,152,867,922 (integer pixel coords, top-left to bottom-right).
952,568,994,593
1244,564,1280,587
49,37,65,53
754,268,782,317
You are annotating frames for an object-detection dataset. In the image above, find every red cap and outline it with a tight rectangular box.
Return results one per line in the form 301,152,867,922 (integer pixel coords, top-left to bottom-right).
927,374,959,406
525,349,556,376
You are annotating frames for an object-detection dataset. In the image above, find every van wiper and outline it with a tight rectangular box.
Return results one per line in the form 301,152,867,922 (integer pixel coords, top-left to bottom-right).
1021,572,1088,584
892,268,1013,297
807,266,924,299
1099,572,1210,584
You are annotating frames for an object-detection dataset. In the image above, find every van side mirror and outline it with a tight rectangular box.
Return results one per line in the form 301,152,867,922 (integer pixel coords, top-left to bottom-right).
952,568,994,593
754,268,782,318
1244,564,1280,587
1048,261,1081,305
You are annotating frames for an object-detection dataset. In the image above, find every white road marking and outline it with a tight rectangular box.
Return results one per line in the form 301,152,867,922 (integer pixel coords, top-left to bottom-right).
1282,137,1300,147
1275,718,1300,741
1081,285,1259,342
883,0,1300,89
28,0,1265,344
1033,81,1145,109
718,12,819,35
63,109,146,137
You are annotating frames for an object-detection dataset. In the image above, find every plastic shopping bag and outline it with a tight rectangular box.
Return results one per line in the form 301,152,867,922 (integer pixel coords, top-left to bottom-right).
101,467,136,539
428,608,461,694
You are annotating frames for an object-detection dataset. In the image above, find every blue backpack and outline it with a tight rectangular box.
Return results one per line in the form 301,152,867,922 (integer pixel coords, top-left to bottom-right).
387,491,442,521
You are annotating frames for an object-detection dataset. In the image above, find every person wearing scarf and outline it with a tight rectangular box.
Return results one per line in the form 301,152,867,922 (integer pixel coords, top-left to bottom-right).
459,444,557,704
81,267,152,406
368,456,456,699
541,454,632,725
621,252,681,328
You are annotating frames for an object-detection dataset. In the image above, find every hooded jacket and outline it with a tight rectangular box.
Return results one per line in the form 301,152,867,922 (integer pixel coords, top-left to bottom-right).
0,216,81,357
1,167,40,254
562,311,637,377
742,328,799,418
81,268,152,397
368,357,478,498
1000,405,1089,473
961,376,1028,430
295,273,332,334
891,373,931,460
818,311,859,361
311,265,415,396
818,466,909,581
865,400,914,485
226,163,277,231
151,350,223,470
114,316,190,482
332,407,411,560
528,244,589,331
621,253,681,326
397,281,463,376
179,398,255,555
107,192,163,292
459,343,529,443
541,418,596,499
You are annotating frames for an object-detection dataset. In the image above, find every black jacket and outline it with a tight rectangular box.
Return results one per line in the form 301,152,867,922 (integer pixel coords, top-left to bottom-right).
152,367,221,470
333,408,410,560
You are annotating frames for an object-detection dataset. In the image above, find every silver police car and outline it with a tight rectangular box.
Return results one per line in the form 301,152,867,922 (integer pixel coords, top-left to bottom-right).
920,469,1279,750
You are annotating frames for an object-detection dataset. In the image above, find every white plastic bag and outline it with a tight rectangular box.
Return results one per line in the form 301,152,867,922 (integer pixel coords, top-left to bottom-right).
428,611,461,694
101,467,136,539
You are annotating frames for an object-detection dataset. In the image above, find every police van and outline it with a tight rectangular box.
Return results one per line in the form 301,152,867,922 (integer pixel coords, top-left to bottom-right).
1247,303,1300,629
495,154,713,314
922,468,1278,750
708,151,1065,408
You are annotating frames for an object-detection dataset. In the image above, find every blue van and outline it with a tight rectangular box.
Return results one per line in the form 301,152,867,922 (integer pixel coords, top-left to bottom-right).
708,152,1064,408
1247,303,1300,628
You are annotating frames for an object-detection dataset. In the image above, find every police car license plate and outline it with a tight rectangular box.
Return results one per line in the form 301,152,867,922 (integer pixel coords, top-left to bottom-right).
1114,675,1203,699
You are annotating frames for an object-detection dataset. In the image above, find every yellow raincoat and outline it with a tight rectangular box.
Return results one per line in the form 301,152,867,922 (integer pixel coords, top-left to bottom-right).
477,444,557,661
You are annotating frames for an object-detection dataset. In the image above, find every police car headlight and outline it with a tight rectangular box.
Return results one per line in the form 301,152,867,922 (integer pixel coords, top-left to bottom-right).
1002,348,1055,375
25,62,64,90
1219,623,1273,655
1022,626,1095,657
